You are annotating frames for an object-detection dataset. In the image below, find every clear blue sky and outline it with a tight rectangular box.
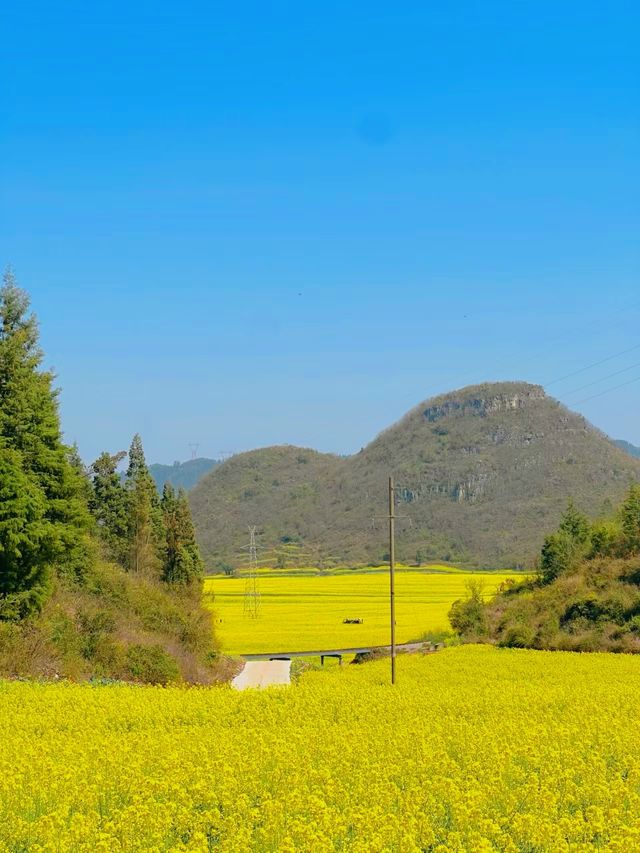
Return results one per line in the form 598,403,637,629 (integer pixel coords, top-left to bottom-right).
2,1,639,462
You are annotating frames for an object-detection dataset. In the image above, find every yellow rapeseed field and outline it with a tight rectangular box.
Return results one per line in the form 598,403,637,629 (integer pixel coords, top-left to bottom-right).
203,570,519,653
3,646,640,851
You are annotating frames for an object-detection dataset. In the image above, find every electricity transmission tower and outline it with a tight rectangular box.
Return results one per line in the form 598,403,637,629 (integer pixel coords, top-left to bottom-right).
243,526,261,618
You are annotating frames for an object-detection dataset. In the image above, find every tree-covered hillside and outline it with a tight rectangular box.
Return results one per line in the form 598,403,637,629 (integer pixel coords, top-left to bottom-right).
0,272,220,683
451,486,640,653
190,383,640,570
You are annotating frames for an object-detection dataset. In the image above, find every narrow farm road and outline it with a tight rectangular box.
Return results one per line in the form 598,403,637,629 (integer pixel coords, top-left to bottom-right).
232,660,291,690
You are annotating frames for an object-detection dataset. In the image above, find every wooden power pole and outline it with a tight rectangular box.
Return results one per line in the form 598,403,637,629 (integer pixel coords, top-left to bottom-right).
388,476,396,685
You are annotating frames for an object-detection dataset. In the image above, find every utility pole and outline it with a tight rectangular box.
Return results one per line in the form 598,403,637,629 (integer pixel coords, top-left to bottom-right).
388,476,396,685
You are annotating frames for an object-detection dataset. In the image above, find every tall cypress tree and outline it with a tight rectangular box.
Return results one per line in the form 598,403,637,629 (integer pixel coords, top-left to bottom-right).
89,450,129,566
0,270,93,617
125,434,166,576
620,484,640,555
161,484,204,585
0,445,53,618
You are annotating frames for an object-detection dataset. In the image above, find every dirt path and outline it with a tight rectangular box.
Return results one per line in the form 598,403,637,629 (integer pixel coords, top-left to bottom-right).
231,660,291,690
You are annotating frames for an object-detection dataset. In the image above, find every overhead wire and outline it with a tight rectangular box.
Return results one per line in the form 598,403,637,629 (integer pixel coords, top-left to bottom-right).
574,374,640,405
545,342,640,387
562,360,640,396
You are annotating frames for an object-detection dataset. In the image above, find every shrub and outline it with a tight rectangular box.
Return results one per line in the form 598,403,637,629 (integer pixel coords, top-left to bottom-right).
589,521,621,558
560,596,625,629
448,581,487,639
125,645,180,685
539,501,591,585
498,622,537,648
621,485,640,555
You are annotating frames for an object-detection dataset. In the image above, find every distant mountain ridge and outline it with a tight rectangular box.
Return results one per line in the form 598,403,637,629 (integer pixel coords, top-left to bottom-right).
149,458,219,492
190,382,640,570
614,439,640,459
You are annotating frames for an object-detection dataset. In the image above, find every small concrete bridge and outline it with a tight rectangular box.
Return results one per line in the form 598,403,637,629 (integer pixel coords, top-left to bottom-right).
242,641,438,666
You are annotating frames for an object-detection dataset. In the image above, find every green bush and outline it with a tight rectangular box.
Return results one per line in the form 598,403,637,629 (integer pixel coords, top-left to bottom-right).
125,644,180,685
448,581,487,639
78,609,116,660
561,596,625,628
498,622,537,648
540,501,591,584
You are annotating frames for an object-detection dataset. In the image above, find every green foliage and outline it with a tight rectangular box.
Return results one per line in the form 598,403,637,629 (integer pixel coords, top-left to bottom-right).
480,484,640,653
558,499,591,544
89,451,129,564
561,595,626,629
500,624,537,648
0,558,218,682
448,580,487,639
216,561,237,577
0,445,53,619
161,485,204,585
539,501,591,584
0,274,220,682
125,434,166,577
620,484,640,555
540,531,576,584
125,644,181,685
0,270,93,618
90,439,204,588
588,520,621,558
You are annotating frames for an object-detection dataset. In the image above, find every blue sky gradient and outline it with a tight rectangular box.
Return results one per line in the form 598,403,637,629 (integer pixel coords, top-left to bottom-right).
2,2,639,461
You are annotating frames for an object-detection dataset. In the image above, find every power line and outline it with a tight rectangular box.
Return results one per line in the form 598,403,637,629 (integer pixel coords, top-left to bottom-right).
545,343,640,387
575,374,640,405
563,360,640,396
435,302,640,397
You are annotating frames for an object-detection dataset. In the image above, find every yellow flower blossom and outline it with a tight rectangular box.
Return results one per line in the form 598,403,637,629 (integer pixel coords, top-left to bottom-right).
1,646,640,850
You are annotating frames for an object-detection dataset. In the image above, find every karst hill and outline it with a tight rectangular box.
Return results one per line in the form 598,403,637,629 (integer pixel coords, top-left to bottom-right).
190,382,640,569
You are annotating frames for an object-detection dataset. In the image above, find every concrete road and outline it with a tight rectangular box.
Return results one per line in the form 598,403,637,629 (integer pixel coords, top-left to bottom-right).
232,660,292,690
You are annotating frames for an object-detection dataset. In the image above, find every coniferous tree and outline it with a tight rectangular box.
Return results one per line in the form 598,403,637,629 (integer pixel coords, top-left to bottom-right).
67,442,93,505
557,499,590,544
161,484,204,585
125,434,165,576
620,484,640,555
0,270,93,617
0,445,53,618
539,500,591,584
89,451,129,565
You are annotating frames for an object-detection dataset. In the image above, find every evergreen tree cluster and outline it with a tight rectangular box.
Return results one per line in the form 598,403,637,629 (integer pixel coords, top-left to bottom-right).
0,271,93,619
450,484,640,654
539,487,640,585
90,435,203,585
0,271,203,625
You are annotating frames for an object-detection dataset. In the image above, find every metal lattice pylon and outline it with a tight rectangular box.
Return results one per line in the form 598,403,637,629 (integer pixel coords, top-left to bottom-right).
243,526,260,618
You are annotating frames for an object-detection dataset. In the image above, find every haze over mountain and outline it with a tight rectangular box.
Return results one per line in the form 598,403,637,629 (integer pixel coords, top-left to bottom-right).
614,440,640,460
149,458,219,493
190,382,640,570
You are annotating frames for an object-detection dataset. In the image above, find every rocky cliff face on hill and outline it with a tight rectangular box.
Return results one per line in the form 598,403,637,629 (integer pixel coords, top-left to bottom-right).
190,382,640,570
